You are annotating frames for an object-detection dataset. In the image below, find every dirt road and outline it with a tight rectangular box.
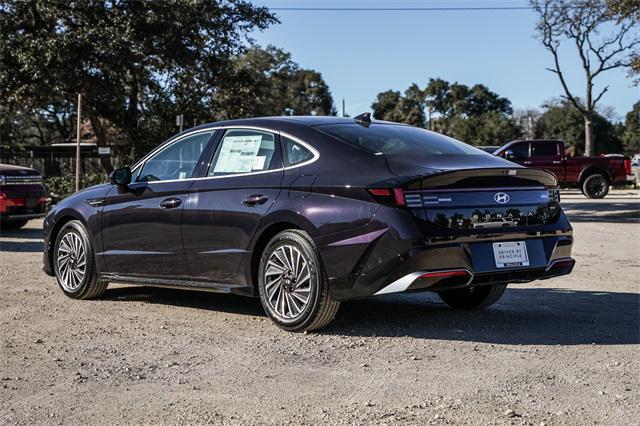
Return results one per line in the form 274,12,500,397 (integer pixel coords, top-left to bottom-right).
1,190,638,425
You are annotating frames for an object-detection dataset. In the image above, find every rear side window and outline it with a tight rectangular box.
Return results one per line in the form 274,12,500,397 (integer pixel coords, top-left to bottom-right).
208,129,279,177
314,123,485,156
282,136,314,166
531,142,558,157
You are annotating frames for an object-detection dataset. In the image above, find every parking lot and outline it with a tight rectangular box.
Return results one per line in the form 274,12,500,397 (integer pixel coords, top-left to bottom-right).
1,189,638,425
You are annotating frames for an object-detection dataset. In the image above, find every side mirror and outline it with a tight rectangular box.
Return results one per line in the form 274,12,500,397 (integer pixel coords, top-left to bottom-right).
504,150,515,160
109,166,131,187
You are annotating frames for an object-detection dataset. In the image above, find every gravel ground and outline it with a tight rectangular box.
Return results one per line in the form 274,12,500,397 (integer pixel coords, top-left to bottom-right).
1,189,638,425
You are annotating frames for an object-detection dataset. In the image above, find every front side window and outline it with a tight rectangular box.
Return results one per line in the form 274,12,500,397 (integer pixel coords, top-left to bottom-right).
314,123,485,156
506,142,530,160
209,129,279,177
282,136,314,166
137,131,213,182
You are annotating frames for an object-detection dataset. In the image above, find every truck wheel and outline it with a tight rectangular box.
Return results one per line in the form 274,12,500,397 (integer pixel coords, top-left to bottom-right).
438,284,507,310
1,219,29,230
582,174,609,199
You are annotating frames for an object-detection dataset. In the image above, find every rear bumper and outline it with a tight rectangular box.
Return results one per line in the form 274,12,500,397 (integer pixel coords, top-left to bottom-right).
0,212,46,221
327,228,574,301
374,257,575,296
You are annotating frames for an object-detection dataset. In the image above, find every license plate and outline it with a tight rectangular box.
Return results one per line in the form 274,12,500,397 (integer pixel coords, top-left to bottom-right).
26,198,36,208
493,241,529,268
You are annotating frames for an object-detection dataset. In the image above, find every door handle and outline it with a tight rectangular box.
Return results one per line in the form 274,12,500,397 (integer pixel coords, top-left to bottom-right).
160,198,182,209
523,161,532,165
242,194,268,207
552,161,561,164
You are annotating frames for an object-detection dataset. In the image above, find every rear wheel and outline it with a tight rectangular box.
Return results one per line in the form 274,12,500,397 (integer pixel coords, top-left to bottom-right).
438,284,507,310
582,173,609,199
258,230,340,332
53,220,108,299
1,219,29,230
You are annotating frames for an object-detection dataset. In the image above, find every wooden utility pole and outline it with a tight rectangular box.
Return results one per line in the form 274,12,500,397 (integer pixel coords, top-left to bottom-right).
75,93,82,193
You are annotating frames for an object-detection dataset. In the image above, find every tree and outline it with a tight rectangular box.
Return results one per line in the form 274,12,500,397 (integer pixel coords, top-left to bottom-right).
534,98,623,154
622,101,640,154
213,46,335,118
371,78,520,145
531,0,639,156
423,79,519,145
0,0,277,170
605,0,640,78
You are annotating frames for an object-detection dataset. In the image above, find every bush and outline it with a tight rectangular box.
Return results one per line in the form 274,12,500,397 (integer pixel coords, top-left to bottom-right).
44,168,107,202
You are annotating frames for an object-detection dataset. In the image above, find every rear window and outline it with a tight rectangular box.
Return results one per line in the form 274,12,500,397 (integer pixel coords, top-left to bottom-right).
314,123,485,156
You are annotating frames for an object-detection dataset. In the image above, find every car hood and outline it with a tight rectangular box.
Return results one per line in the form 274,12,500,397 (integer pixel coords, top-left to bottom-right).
384,154,519,177
0,164,40,176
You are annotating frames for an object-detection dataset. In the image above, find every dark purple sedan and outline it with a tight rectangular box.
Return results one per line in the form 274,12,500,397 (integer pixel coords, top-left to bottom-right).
42,115,574,331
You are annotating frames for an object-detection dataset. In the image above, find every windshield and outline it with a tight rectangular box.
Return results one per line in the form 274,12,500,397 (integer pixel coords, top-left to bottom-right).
314,123,487,156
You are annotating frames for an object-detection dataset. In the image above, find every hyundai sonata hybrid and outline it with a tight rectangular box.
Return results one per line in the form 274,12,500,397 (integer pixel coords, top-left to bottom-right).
43,114,575,331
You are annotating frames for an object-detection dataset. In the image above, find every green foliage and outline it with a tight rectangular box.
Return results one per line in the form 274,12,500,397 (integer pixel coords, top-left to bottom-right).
372,78,520,145
534,99,623,154
215,46,335,118
43,167,106,202
622,102,640,154
0,0,278,166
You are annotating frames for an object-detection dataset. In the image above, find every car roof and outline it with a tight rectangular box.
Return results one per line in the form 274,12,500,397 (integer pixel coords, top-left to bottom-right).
192,115,406,131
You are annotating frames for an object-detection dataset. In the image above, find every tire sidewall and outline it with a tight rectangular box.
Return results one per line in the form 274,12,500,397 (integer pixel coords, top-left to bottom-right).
582,174,609,199
53,220,96,299
257,231,323,331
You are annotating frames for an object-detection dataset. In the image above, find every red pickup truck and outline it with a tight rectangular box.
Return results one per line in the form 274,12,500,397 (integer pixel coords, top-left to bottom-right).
0,164,48,230
493,140,633,198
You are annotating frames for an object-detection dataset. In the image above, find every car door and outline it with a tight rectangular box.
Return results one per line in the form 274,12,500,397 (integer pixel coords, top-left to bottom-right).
182,128,284,284
100,130,215,278
529,141,564,180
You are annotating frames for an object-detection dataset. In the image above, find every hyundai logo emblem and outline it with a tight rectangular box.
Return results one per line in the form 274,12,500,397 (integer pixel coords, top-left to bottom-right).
494,192,510,204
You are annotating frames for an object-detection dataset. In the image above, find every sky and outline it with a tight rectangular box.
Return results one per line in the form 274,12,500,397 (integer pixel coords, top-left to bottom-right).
251,0,639,121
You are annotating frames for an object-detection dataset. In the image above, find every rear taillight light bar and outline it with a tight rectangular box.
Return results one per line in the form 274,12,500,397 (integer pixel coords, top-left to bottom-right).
624,159,632,175
548,188,560,202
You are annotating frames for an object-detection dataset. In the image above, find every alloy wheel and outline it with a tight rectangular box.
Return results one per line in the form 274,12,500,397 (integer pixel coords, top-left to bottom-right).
56,232,87,292
264,244,313,322
585,175,607,198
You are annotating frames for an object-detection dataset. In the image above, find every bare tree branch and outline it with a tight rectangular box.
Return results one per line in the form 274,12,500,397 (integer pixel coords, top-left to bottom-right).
530,0,638,155
591,85,609,109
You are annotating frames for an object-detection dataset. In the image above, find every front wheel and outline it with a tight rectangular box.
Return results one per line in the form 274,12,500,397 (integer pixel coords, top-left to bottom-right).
438,284,507,310
53,220,108,299
582,174,609,199
258,230,340,332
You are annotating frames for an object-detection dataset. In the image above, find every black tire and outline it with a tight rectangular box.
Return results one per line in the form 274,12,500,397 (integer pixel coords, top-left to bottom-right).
438,284,507,310
1,219,29,230
257,230,340,332
53,220,108,300
581,173,609,199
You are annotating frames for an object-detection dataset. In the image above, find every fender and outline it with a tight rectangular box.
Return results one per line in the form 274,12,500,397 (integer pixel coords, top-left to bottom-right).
578,165,612,184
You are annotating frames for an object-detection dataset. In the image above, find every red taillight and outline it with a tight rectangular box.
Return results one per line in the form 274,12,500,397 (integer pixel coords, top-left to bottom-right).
369,188,391,196
418,270,470,279
0,192,6,200
368,188,405,207
624,159,632,175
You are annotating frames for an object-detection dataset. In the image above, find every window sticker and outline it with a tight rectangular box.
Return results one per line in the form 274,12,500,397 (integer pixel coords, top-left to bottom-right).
252,155,266,171
213,135,263,174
